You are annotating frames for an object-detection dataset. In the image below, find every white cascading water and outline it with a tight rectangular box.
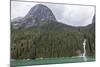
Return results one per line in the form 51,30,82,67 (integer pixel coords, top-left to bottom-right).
82,39,87,61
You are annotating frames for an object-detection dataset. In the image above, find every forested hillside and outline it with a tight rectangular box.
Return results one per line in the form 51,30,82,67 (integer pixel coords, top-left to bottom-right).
11,18,95,59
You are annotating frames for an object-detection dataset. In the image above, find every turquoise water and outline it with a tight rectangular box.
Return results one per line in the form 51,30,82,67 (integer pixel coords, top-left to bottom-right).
11,56,95,66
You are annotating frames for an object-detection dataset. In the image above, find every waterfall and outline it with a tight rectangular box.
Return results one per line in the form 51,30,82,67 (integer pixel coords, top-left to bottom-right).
82,39,87,61
72,39,87,62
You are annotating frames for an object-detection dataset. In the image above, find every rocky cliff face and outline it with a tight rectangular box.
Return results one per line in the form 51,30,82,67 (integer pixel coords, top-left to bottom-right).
24,4,56,22
21,4,57,28
11,4,57,29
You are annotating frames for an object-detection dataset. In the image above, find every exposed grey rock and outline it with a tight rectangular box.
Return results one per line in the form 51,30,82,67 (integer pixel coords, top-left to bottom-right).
21,4,57,28
24,4,56,22
11,4,57,29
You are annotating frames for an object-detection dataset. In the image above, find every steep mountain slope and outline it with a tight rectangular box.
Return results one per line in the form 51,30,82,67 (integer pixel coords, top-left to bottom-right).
24,4,56,22
11,4,57,29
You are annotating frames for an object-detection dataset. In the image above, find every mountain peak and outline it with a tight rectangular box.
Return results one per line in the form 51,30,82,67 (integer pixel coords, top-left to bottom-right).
24,4,56,22
11,4,57,29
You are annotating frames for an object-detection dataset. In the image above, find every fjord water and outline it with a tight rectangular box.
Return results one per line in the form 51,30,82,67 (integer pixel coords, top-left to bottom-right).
11,56,95,66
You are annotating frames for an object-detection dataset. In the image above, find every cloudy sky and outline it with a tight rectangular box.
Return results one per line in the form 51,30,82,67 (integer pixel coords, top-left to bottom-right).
11,1,95,26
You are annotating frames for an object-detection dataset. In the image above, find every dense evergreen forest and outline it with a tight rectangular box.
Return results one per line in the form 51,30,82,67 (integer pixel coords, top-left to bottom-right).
11,16,95,59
